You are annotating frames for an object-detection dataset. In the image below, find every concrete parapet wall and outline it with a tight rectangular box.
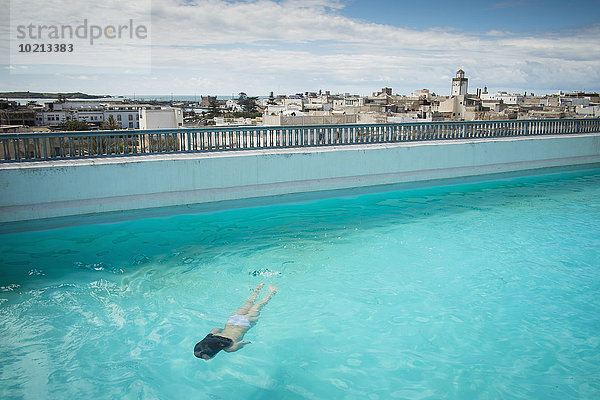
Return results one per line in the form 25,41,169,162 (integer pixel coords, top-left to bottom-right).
1,134,599,223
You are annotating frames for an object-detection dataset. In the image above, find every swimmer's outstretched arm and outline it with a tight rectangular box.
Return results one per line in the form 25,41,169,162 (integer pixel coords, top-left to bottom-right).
224,341,250,352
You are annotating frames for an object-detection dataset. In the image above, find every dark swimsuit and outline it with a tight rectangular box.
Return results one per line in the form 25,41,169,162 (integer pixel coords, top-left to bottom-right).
194,333,233,358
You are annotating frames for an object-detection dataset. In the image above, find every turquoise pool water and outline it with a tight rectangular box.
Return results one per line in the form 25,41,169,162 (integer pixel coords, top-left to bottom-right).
1,169,600,399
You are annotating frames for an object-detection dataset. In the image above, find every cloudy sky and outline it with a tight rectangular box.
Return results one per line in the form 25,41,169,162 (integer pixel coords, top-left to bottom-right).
1,0,599,97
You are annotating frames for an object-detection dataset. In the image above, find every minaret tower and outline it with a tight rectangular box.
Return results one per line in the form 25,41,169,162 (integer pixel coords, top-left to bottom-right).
451,69,468,96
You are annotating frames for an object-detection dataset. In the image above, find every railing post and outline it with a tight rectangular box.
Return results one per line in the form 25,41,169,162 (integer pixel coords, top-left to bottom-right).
42,136,48,159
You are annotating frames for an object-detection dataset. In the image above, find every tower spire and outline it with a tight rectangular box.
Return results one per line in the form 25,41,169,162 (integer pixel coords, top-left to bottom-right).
451,69,468,96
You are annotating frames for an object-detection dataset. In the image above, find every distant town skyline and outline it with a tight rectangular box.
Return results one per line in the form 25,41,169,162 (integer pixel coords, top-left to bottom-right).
1,0,599,96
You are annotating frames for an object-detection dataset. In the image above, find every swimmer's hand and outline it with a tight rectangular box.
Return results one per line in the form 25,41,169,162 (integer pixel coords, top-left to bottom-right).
224,341,250,352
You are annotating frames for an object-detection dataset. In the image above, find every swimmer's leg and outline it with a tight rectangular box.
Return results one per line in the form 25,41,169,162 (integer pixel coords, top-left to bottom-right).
235,283,264,315
246,284,277,318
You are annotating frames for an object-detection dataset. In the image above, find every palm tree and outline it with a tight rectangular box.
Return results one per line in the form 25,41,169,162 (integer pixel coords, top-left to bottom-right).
101,115,120,130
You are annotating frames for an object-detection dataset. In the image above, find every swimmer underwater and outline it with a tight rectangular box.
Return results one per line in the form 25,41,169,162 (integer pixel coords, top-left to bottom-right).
194,283,277,360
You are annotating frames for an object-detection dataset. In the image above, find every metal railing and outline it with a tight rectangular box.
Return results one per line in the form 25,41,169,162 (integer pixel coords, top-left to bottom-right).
1,118,599,162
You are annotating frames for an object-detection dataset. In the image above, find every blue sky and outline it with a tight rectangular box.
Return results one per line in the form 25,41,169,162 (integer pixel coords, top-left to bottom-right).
339,0,600,33
1,0,599,97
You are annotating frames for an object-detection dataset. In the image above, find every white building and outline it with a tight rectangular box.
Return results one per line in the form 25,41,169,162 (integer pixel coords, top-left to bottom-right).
225,99,243,112
35,108,104,126
214,116,254,126
283,97,303,111
387,113,433,123
481,91,524,105
411,89,431,100
451,69,468,96
36,100,107,125
35,110,67,125
438,95,482,120
33,101,184,129
47,101,108,110
72,109,105,124
575,105,600,117
332,96,364,110
103,105,142,129
558,96,590,107
138,108,184,130
304,93,333,111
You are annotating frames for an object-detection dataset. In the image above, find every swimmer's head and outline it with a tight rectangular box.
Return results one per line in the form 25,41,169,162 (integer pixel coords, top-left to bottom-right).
194,334,232,360
194,341,218,360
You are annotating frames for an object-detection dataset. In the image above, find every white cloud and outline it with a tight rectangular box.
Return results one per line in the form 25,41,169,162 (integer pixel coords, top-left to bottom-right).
143,0,600,93
2,0,599,94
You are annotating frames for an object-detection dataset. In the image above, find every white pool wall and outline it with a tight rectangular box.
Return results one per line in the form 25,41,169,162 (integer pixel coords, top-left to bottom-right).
1,134,599,223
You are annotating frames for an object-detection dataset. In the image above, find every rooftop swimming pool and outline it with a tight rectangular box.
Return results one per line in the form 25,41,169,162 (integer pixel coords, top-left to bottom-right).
1,168,599,399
